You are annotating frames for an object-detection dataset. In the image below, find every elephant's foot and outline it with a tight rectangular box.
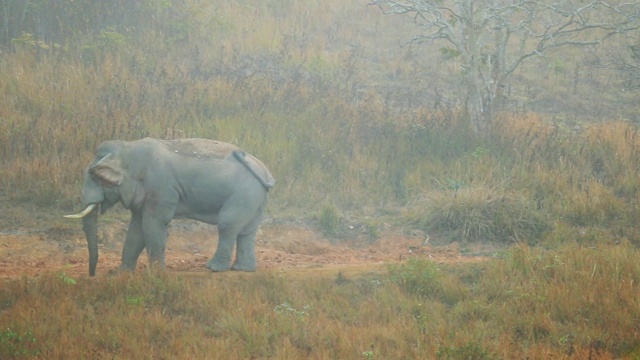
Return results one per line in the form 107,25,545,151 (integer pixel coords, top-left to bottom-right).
106,265,134,276
231,262,257,272
206,258,230,272
118,263,137,273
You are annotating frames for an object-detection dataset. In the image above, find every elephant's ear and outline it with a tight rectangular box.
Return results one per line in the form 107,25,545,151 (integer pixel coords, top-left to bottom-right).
89,154,123,188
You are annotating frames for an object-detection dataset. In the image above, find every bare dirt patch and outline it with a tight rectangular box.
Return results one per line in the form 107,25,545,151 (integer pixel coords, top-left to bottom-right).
0,220,496,279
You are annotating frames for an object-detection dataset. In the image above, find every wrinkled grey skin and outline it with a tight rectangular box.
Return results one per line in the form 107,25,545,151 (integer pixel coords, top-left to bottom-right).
69,138,274,276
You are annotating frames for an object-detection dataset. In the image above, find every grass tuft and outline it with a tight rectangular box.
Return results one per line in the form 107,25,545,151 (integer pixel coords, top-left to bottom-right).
318,203,343,239
406,184,551,243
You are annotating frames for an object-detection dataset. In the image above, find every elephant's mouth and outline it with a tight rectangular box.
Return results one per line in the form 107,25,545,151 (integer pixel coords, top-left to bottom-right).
64,203,97,219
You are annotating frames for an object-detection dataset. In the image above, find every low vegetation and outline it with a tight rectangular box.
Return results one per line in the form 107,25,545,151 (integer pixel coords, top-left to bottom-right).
1,0,640,358
1,242,639,359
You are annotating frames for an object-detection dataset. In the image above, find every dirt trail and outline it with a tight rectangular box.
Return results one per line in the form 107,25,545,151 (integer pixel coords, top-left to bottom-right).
0,221,494,279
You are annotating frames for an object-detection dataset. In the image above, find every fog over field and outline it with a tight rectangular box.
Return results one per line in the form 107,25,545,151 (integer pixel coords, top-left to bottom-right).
1,1,640,359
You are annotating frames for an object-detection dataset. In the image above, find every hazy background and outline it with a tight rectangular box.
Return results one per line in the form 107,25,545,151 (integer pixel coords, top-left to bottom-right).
1,0,640,244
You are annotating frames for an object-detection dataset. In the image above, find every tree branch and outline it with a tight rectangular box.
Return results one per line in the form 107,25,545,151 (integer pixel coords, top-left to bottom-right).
372,0,640,131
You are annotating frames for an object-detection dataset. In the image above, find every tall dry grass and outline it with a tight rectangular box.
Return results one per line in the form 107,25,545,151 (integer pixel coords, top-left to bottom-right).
1,0,640,246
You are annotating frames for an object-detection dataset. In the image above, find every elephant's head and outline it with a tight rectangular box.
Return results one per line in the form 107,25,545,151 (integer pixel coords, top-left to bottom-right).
65,141,143,276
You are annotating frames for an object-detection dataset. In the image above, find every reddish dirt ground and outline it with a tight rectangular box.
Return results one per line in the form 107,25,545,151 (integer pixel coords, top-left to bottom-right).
0,220,495,279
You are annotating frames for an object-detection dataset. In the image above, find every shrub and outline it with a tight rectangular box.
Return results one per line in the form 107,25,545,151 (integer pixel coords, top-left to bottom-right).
318,203,343,239
406,185,551,244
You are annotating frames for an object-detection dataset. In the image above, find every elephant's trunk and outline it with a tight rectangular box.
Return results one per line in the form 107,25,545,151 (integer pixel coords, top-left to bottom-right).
81,204,100,276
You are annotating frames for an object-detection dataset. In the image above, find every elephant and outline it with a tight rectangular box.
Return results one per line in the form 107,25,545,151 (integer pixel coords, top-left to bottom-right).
64,138,275,276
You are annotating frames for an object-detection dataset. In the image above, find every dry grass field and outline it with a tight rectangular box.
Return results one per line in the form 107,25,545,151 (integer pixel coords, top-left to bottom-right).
1,219,639,359
2,0,640,358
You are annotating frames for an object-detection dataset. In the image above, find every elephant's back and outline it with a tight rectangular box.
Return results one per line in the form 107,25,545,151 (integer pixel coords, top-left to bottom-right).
150,138,241,160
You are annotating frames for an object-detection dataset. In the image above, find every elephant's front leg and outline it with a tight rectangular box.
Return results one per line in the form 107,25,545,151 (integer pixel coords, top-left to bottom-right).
143,214,169,269
121,212,145,271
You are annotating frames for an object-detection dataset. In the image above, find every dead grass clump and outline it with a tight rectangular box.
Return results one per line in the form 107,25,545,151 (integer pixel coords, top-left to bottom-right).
407,185,550,243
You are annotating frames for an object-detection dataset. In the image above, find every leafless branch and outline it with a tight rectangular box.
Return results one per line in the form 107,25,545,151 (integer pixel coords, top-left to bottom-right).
372,0,640,131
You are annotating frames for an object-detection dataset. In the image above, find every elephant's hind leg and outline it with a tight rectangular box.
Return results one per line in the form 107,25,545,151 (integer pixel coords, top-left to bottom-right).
231,230,258,272
207,220,239,272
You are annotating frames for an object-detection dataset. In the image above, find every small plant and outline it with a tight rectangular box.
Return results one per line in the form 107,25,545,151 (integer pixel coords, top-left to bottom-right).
439,46,461,60
363,220,379,242
274,302,310,322
388,258,443,298
445,178,466,191
362,350,375,359
98,27,128,49
0,328,39,357
57,272,76,285
10,32,52,51
471,146,490,158
318,203,342,238
125,295,146,306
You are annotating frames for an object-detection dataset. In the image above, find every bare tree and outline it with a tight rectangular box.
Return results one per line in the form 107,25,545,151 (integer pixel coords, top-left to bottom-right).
614,37,640,91
370,0,640,134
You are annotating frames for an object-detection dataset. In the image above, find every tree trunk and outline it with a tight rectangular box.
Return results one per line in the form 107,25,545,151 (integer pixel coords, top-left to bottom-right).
465,62,491,136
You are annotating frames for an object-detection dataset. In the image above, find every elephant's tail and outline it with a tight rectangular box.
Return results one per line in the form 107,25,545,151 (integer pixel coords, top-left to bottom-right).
232,150,276,191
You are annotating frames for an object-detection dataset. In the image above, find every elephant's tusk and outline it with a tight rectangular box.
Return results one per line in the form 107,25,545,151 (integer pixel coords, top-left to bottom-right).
64,204,97,219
